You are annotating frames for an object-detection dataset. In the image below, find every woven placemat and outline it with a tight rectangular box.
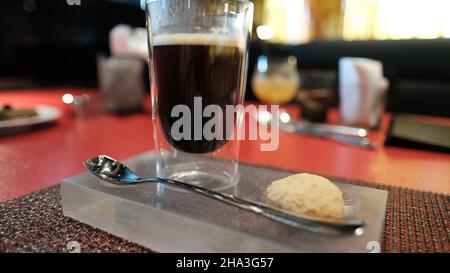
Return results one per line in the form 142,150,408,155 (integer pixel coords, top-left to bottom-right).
1,177,449,253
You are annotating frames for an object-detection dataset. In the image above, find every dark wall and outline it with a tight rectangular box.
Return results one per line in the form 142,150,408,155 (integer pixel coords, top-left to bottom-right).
1,1,449,116
0,0,145,86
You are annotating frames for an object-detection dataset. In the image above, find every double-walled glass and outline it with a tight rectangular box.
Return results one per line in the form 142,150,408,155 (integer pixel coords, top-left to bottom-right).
146,0,254,190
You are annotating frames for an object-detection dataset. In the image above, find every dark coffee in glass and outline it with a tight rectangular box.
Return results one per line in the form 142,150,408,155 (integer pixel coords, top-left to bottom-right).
153,34,244,154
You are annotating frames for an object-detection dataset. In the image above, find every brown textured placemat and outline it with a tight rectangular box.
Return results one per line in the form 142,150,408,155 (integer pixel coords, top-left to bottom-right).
0,186,151,253
1,177,449,253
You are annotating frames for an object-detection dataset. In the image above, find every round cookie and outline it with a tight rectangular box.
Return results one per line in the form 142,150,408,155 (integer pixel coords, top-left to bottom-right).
266,173,345,220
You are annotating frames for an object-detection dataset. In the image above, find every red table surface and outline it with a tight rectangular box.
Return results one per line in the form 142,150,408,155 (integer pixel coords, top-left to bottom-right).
0,88,449,202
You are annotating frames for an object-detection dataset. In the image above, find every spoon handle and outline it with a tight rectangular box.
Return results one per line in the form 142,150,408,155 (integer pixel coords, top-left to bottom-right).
328,134,376,149
148,177,363,233
298,128,376,149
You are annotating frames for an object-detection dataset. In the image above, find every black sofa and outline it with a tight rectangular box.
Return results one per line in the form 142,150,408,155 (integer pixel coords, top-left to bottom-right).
248,39,450,117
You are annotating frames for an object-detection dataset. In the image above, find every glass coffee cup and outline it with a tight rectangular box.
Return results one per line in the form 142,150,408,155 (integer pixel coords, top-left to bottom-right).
145,0,254,190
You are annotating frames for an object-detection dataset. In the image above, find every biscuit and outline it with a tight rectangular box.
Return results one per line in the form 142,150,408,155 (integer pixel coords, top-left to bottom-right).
267,173,345,220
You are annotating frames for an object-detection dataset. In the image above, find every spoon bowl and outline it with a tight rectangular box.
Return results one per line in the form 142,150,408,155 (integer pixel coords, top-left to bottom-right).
84,155,141,185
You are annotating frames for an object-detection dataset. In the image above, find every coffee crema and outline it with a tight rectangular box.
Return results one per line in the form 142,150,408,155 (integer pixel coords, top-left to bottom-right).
152,33,245,154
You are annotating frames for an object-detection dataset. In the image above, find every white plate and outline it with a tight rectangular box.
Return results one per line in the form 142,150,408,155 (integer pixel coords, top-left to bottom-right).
0,105,62,135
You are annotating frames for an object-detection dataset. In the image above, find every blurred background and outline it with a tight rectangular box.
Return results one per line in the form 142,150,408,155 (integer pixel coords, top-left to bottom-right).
1,0,449,117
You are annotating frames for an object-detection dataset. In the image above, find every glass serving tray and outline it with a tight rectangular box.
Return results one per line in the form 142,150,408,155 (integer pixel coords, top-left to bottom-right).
61,151,387,253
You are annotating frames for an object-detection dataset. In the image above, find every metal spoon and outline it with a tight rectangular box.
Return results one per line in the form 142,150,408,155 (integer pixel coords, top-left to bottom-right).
258,110,376,149
84,155,364,234
281,121,377,149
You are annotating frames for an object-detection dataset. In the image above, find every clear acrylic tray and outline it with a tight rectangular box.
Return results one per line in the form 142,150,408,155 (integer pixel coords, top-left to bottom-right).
61,151,387,252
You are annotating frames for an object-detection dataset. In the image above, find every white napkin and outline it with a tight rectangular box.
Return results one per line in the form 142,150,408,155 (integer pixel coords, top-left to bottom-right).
109,24,148,60
339,57,389,128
